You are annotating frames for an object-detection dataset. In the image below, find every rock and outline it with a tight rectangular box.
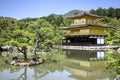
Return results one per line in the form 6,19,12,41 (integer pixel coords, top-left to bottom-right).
4,60,9,64
12,56,18,61
32,58,37,61
11,60,16,65
117,48,120,53
38,59,43,63
29,60,36,65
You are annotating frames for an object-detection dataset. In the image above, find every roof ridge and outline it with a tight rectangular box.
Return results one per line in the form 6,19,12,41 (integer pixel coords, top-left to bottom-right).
69,11,102,19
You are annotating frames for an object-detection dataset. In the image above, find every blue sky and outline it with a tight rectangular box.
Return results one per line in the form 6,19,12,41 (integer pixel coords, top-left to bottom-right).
0,0,120,19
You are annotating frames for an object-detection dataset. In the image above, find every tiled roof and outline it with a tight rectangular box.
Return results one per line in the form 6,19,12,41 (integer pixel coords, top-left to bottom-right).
63,24,111,29
69,12,102,19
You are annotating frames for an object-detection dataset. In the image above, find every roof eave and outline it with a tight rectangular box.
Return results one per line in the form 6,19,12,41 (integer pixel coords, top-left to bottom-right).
62,24,112,30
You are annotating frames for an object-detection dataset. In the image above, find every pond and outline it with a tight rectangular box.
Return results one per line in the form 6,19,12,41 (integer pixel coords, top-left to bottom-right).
0,49,116,80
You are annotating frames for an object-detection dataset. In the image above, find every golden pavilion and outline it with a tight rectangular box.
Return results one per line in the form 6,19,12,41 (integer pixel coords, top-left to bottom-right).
62,11,111,46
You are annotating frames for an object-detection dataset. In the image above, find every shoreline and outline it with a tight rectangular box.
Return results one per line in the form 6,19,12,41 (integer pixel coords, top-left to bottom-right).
56,45,118,50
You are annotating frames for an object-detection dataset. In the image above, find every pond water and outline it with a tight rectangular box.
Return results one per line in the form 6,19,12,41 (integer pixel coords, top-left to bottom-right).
0,49,116,80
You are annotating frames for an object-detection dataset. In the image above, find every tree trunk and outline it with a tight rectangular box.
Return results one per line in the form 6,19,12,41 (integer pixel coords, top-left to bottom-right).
22,47,27,60
33,39,39,59
18,47,28,60
23,52,27,60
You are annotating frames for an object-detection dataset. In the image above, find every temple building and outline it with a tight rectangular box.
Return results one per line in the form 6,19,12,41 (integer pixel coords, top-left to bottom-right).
62,12,111,46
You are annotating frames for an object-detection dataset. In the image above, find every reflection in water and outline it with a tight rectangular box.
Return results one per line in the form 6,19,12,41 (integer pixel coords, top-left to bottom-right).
16,68,27,80
97,51,104,59
62,49,114,80
0,50,115,80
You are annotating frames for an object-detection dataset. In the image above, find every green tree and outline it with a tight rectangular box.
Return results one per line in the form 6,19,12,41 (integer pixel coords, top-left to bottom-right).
9,30,34,60
106,51,120,78
107,7,116,18
90,9,96,14
115,8,120,19
29,19,63,59
47,14,55,24
108,18,120,45
112,21,120,45
55,15,64,27
90,7,120,19
0,17,18,47
39,19,62,48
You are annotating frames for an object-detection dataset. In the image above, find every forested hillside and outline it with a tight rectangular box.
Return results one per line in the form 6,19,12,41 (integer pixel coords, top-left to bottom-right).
90,7,120,18
63,10,81,18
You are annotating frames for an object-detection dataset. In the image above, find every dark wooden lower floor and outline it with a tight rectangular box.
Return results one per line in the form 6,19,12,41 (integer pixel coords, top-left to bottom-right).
62,35,105,46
